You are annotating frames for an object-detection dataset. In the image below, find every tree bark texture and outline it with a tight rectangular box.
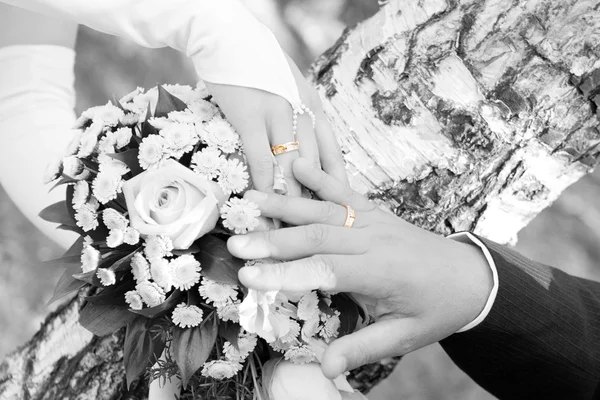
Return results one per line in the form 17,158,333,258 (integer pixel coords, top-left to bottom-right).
2,0,600,398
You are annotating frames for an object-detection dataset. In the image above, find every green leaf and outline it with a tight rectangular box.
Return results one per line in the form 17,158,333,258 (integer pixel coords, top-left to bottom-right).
84,279,135,306
123,316,163,389
130,290,183,318
172,313,218,388
56,224,85,235
65,184,78,226
218,321,241,350
195,235,243,286
318,296,335,317
49,176,79,192
112,96,127,112
331,293,360,337
39,201,76,226
141,104,158,138
46,260,88,306
63,236,85,258
78,302,137,337
155,85,188,118
42,254,81,269
109,251,139,273
108,148,143,176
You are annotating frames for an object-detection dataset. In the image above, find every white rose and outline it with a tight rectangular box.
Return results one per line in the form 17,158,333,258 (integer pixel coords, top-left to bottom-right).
122,159,227,249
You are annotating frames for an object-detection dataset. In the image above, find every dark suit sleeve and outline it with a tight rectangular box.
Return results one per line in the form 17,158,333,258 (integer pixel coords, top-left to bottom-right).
439,236,600,400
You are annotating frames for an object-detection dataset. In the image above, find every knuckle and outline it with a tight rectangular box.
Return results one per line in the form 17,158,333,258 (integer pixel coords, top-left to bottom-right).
307,255,337,290
304,224,328,248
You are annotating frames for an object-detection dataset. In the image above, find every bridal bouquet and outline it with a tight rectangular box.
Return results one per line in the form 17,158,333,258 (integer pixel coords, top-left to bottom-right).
40,83,365,398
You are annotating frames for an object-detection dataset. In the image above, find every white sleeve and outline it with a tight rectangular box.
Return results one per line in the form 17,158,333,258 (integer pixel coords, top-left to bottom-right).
0,45,79,249
0,0,302,109
447,232,499,332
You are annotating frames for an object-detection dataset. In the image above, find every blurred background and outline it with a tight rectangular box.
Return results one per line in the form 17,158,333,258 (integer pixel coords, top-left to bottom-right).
1,1,599,399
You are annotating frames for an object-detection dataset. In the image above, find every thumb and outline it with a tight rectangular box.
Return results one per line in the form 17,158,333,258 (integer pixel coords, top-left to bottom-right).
321,317,420,379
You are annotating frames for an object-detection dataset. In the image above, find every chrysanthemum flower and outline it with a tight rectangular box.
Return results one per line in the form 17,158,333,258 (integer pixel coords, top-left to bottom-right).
97,268,116,286
216,300,240,323
102,208,128,231
202,117,240,154
62,156,85,178
131,253,151,282
106,228,126,248
92,170,123,204
280,320,301,344
297,291,320,321
190,147,225,180
136,281,166,307
72,180,90,210
198,278,238,307
168,110,199,124
319,311,341,340
97,154,130,177
201,360,243,380
195,80,211,99
284,345,316,364
114,127,133,149
138,135,167,169
119,87,144,104
220,197,260,234
78,124,101,158
125,290,143,310
123,227,140,245
65,130,83,156
170,255,201,290
187,99,218,121
150,258,173,291
218,159,249,194
223,332,258,362
163,84,196,104
98,133,116,154
143,235,173,261
301,317,320,342
160,122,198,158
83,101,124,127
171,303,204,328
80,245,100,273
75,200,99,232
269,338,296,353
43,158,63,184
148,117,171,130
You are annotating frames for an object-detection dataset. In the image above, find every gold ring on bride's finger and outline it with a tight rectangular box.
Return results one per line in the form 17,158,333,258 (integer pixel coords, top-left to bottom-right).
343,205,356,228
271,141,300,156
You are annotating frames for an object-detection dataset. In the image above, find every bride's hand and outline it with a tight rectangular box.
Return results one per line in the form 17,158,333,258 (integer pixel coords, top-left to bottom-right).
206,56,347,197
227,158,493,379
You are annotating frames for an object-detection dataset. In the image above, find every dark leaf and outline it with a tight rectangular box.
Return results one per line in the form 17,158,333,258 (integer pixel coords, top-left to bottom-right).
63,236,85,258
57,224,85,235
109,251,139,272
123,316,155,389
49,176,78,192
72,270,104,287
318,297,335,317
195,235,243,286
42,254,81,269
78,302,137,337
46,260,88,306
155,85,188,118
85,279,135,306
331,293,360,337
65,184,78,226
112,96,127,112
172,243,201,256
172,314,218,387
130,290,183,318
141,104,158,138
39,201,76,226
80,158,99,174
218,321,241,350
108,148,143,176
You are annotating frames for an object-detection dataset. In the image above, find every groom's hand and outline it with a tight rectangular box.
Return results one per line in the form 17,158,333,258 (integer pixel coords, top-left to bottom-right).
206,56,347,197
228,158,493,379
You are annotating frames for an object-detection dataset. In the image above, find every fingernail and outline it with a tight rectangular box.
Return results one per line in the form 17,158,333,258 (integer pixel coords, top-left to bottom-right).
230,235,251,249
337,357,348,373
240,266,262,281
229,235,271,259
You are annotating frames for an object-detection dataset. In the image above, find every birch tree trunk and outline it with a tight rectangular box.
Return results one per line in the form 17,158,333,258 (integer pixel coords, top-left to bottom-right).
2,0,600,397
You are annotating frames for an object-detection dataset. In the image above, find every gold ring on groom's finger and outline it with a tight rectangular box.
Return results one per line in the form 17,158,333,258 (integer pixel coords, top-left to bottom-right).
271,141,300,156
343,205,356,228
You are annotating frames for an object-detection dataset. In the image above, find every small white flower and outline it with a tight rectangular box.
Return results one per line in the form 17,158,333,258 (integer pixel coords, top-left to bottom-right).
201,360,242,380
131,253,151,282
62,156,85,178
120,87,144,104
65,130,83,156
138,135,168,169
280,320,301,344
137,281,166,307
113,127,133,149
125,290,143,310
160,123,198,159
92,170,123,204
269,338,296,353
218,158,249,194
168,110,199,124
217,300,241,323
102,208,128,231
201,117,240,153
187,99,218,121
297,292,320,321
75,200,99,232
144,235,174,261
83,101,124,127
148,117,172,130
123,227,140,245
223,332,257,362
81,245,100,273
97,268,116,286
199,278,238,307
97,154,130,177
98,132,116,154
319,311,341,340
170,254,201,290
119,112,141,126
190,147,225,180
106,229,126,248
43,159,63,184
220,198,260,234
301,317,320,342
171,303,204,328
195,80,211,99
78,122,102,157
284,345,316,364
163,84,196,104
150,258,173,291
72,180,90,210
